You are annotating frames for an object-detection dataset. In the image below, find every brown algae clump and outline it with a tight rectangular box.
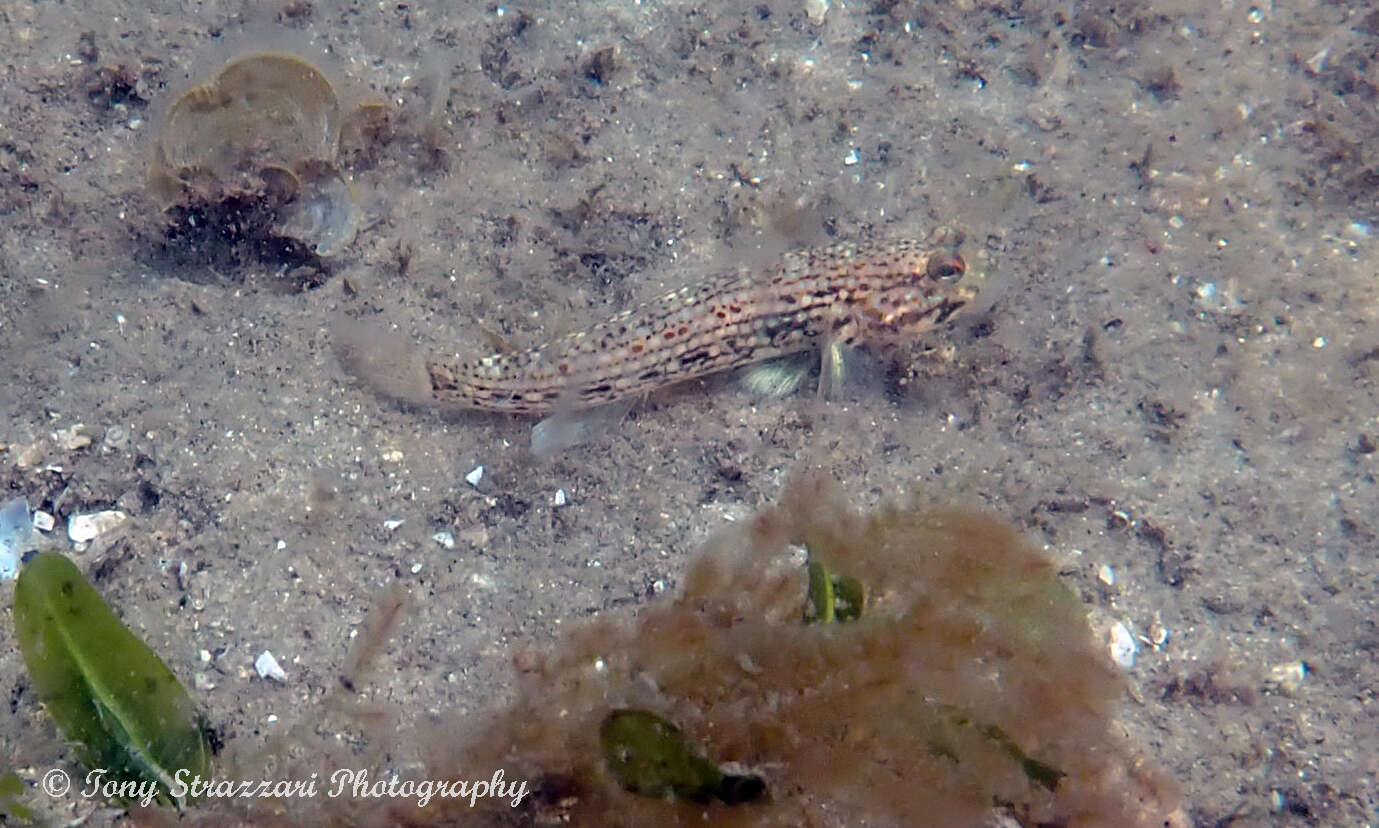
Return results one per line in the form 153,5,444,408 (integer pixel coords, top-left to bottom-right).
152,477,1183,828
148,51,368,257
449,474,1183,827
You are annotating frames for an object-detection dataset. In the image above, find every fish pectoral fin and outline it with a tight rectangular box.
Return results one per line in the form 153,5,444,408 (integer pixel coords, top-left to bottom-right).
530,398,637,457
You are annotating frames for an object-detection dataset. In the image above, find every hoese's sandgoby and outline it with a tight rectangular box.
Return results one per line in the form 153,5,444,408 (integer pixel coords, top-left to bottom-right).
425,229,977,414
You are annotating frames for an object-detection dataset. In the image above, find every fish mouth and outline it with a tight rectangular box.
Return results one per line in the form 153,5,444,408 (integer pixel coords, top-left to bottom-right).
931,297,968,325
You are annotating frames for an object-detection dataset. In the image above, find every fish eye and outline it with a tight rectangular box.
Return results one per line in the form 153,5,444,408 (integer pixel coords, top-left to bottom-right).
926,254,966,280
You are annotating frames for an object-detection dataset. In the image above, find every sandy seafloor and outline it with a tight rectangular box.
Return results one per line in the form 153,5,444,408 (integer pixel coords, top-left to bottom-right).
1,0,1377,824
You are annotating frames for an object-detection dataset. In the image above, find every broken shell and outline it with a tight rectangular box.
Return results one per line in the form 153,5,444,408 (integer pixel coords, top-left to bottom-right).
67,510,129,544
148,50,374,260
1,497,35,580
152,53,340,205
274,161,360,256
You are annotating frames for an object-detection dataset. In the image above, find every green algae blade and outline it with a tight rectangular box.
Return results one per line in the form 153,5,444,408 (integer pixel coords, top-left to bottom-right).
12,552,209,808
805,560,836,624
600,709,764,804
831,572,865,621
805,558,865,624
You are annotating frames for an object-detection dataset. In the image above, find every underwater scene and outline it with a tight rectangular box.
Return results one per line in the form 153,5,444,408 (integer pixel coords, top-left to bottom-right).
0,1,1374,825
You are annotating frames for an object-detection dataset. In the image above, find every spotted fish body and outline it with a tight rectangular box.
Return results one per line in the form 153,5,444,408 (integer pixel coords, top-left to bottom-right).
426,231,975,415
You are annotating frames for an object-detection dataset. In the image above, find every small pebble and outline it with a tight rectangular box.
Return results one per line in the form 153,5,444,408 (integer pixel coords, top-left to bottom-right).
432,531,455,549
1266,660,1307,695
553,488,567,507
464,465,484,487
382,518,405,531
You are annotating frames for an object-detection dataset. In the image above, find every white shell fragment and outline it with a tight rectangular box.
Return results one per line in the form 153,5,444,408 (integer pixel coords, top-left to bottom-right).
275,165,362,256
464,465,484,487
53,423,96,450
67,510,129,544
255,650,287,681
0,497,34,580
1109,621,1138,668
432,531,455,549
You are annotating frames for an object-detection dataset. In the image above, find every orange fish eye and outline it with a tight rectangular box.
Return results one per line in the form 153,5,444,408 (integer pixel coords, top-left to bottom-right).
926,254,965,280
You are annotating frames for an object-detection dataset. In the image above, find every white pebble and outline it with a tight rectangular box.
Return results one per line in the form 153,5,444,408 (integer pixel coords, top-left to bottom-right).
464,465,484,487
553,488,567,507
32,510,55,532
382,518,404,531
432,531,455,549
255,650,287,681
1097,563,1115,586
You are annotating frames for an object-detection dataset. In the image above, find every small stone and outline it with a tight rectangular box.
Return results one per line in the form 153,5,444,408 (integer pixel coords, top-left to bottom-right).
553,488,567,507
465,465,484,487
432,531,455,549
32,510,55,532
382,518,404,531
